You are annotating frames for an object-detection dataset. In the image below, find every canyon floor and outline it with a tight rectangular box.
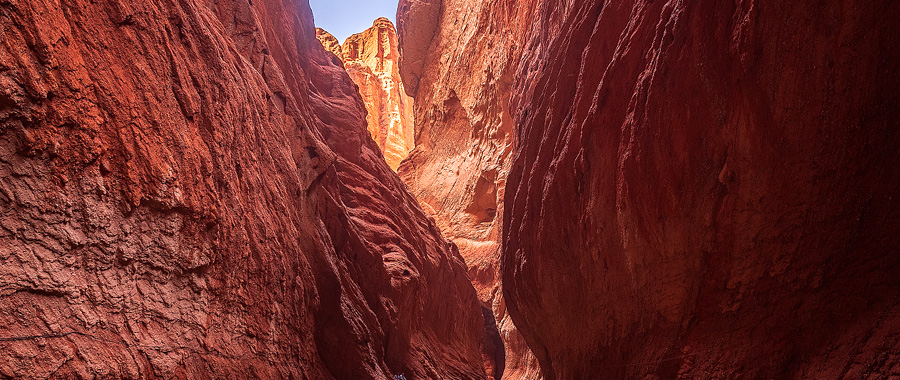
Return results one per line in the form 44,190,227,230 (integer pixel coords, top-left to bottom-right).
1,0,899,379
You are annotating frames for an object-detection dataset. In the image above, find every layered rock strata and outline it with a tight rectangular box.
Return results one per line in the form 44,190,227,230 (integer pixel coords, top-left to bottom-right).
0,0,486,378
318,19,414,171
501,0,900,379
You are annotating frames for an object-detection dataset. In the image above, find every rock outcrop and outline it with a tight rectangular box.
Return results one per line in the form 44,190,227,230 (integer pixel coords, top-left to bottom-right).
397,1,542,379
315,28,343,59
0,0,486,378
317,19,414,171
499,0,900,379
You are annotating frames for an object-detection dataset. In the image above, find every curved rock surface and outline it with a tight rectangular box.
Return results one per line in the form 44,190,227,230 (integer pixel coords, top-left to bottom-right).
317,18,414,171
397,1,542,379
502,0,900,379
0,0,486,378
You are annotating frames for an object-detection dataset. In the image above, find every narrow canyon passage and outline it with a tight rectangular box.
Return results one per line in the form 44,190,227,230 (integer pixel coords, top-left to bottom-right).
1,0,899,380
312,14,519,380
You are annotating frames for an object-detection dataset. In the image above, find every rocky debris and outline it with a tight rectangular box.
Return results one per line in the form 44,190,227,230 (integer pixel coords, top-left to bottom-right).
501,0,900,378
397,0,543,379
317,19,415,171
0,0,486,378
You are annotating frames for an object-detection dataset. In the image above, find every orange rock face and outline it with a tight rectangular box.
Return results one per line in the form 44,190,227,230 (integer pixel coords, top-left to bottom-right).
315,28,343,59
500,0,900,379
0,0,486,378
397,1,542,379
318,19,414,171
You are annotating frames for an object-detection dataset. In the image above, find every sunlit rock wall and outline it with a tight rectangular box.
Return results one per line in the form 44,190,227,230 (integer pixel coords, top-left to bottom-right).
319,18,415,171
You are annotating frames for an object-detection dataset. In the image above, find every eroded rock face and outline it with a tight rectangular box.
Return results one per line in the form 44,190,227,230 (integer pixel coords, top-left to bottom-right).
317,18,414,171
397,1,542,379
315,28,343,59
501,1,900,379
0,0,486,378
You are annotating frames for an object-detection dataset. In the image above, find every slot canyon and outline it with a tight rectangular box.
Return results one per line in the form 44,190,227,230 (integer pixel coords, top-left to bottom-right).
0,0,898,380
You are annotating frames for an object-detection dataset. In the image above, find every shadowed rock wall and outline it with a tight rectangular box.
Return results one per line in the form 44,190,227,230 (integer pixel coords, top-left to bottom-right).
502,1,900,379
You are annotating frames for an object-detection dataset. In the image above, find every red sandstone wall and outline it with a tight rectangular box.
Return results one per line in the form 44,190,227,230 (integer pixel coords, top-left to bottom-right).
0,0,485,378
397,0,543,379
502,1,900,379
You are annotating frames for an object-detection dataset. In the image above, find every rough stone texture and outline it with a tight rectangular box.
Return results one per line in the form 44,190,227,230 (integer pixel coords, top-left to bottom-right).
317,18,414,171
502,0,900,379
315,28,343,60
0,0,486,378
397,1,542,379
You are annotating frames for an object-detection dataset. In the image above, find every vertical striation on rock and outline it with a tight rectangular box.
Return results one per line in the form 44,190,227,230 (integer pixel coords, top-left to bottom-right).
397,1,543,379
0,0,486,378
317,18,415,171
499,0,900,379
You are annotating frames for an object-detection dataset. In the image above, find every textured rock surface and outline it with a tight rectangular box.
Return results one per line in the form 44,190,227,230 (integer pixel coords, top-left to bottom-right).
502,0,900,379
397,1,542,379
318,18,414,171
0,0,486,378
315,28,343,59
